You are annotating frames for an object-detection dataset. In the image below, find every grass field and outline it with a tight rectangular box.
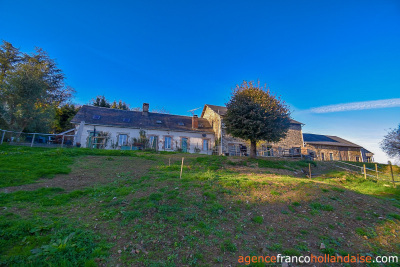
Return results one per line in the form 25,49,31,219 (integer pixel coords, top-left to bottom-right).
0,145,400,266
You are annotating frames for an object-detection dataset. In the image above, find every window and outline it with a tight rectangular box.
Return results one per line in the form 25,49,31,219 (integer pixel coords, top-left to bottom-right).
178,122,184,126
203,139,209,151
122,118,131,122
329,153,334,161
165,137,172,149
118,134,128,146
149,136,158,150
321,153,325,161
92,115,101,120
156,120,162,124
262,145,273,157
356,156,360,162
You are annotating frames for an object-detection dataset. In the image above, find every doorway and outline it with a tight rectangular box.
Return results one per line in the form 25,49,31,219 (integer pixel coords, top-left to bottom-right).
181,138,188,152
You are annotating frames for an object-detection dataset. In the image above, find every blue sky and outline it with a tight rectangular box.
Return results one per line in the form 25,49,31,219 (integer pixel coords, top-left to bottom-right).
1,0,399,163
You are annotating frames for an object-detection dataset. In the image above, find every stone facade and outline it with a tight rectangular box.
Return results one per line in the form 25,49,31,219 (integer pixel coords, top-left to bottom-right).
273,123,304,148
305,144,363,162
201,105,304,156
201,106,223,144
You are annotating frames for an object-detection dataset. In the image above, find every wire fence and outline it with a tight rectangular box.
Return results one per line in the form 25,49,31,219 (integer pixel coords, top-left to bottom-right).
0,129,76,148
335,160,399,187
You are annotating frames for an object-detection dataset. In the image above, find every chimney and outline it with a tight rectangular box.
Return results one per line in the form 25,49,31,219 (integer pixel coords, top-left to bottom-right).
192,115,198,130
142,103,149,116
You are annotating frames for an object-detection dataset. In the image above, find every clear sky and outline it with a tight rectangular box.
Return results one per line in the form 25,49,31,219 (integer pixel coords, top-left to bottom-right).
1,0,399,163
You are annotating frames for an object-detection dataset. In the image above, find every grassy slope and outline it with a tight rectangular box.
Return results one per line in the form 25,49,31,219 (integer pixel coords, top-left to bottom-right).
0,145,400,266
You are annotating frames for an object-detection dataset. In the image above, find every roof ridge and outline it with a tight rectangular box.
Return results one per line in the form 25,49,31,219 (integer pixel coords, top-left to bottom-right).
83,105,204,119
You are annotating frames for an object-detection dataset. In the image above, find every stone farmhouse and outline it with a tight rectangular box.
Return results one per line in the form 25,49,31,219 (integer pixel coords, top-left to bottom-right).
71,103,373,162
72,104,215,154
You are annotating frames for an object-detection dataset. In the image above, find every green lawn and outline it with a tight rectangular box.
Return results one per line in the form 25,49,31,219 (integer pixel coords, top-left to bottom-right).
0,145,400,266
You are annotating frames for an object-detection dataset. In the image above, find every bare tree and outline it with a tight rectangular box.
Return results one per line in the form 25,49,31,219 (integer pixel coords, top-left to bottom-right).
381,124,400,159
151,106,170,114
130,106,170,114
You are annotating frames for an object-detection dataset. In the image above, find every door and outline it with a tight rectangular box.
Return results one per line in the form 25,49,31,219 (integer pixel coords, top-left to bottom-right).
181,138,188,152
87,131,97,148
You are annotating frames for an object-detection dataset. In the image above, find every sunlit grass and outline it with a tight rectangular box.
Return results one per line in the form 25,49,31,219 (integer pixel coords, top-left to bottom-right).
1,145,399,265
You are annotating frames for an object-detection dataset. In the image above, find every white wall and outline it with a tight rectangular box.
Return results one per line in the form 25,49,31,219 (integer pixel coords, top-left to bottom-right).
75,124,215,155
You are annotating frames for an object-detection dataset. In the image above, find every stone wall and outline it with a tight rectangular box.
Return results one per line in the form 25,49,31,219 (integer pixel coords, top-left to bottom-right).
201,106,304,156
273,124,303,148
305,144,363,162
220,125,303,156
201,106,222,143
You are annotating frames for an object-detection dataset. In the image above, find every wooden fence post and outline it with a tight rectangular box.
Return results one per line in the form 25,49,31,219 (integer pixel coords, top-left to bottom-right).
375,163,379,180
309,163,312,179
169,158,171,166
180,157,184,179
31,133,35,147
388,161,396,188
363,164,367,179
61,135,65,148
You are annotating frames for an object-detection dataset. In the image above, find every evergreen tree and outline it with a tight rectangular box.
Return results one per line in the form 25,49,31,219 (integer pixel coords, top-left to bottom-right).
0,41,74,132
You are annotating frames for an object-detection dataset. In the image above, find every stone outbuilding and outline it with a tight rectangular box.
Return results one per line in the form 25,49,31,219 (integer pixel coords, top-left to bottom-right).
303,133,374,162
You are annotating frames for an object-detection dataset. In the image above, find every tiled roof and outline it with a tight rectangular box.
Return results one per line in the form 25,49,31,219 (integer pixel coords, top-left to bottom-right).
202,104,303,125
303,133,362,148
71,105,214,133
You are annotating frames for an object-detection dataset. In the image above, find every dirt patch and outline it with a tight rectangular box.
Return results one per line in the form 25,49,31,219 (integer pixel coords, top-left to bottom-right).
1,156,155,193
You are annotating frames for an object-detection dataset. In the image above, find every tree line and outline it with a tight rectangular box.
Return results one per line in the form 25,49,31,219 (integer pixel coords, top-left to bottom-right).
0,41,168,134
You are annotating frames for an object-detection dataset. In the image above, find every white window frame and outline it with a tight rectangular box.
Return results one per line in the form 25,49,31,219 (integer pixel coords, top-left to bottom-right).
149,135,159,150
165,136,172,149
118,134,128,146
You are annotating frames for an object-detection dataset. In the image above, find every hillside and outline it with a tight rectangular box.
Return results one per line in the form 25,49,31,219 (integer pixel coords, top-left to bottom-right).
0,145,399,266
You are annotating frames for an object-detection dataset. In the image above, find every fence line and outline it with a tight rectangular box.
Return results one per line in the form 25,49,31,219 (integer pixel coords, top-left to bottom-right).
0,129,76,148
335,160,399,187
336,160,386,173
